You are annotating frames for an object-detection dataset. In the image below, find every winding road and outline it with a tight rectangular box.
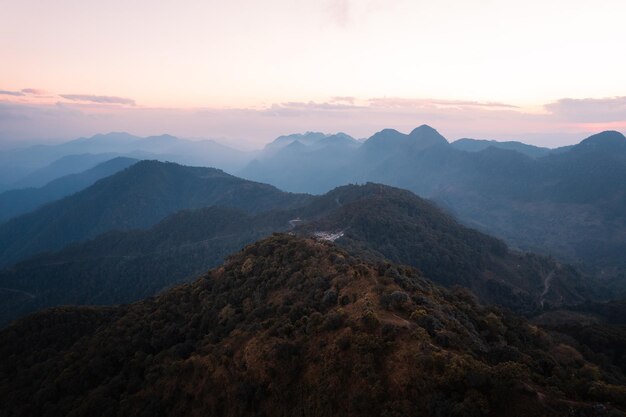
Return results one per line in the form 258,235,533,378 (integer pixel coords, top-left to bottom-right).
539,270,555,308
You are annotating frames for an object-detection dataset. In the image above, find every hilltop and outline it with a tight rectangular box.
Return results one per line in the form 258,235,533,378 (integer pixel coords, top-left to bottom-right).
1,234,624,417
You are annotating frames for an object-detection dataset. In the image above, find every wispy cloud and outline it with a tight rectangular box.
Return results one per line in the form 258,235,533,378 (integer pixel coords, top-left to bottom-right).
21,88,48,95
545,97,626,123
330,96,356,104
368,97,519,109
326,0,350,27
60,94,136,106
0,90,24,96
0,95,623,148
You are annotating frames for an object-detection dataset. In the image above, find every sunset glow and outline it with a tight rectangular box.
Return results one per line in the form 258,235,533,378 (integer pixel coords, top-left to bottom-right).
2,0,626,147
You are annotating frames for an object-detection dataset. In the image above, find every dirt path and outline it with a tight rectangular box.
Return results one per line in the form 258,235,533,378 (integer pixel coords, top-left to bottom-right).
0,287,36,299
540,270,555,308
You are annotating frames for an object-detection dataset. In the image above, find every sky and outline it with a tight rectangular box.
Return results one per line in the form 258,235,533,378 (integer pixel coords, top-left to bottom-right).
1,0,626,149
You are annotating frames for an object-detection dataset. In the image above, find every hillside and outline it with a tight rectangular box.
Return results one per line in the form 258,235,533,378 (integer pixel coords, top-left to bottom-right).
0,206,290,326
0,132,255,187
293,184,591,313
451,138,552,158
0,183,592,326
0,157,137,223
0,160,311,267
0,234,623,417
240,128,626,292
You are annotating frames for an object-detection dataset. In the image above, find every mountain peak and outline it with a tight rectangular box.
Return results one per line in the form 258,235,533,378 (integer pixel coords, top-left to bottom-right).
577,130,626,151
88,132,138,142
366,128,404,142
409,124,436,135
362,127,448,154
408,125,448,145
282,139,307,151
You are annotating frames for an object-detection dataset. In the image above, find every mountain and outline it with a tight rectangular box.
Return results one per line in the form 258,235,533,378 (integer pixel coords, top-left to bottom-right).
264,131,328,152
293,184,591,313
240,127,626,293
0,157,137,223
10,152,127,188
242,132,361,194
436,131,626,282
240,125,451,193
360,125,449,156
0,160,310,267
0,183,591,327
451,138,552,158
1,234,624,417
0,132,255,187
262,131,359,154
576,130,626,153
0,206,287,326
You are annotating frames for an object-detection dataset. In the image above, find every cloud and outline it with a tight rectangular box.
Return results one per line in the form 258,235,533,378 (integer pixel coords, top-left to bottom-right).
545,97,626,123
21,88,48,95
262,101,361,117
326,0,350,27
0,96,622,149
60,94,136,106
330,96,356,104
368,97,519,109
0,90,24,96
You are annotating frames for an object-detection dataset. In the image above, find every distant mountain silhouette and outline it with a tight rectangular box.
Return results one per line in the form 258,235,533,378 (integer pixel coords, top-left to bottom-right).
0,161,310,267
451,138,552,158
262,131,358,154
10,153,127,188
575,130,626,153
0,132,255,187
0,157,137,223
360,125,448,156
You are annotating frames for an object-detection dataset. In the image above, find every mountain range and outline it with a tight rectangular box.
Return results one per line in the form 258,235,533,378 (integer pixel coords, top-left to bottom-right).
0,132,254,191
0,156,137,223
240,126,626,295
0,169,592,326
0,160,309,267
1,129,625,416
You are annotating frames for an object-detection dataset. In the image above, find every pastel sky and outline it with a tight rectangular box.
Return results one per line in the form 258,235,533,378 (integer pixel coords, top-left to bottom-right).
1,0,625,149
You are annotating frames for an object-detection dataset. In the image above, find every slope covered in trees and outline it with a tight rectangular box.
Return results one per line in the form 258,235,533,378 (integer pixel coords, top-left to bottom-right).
241,127,626,292
0,183,591,326
0,235,623,417
0,156,137,223
0,160,310,267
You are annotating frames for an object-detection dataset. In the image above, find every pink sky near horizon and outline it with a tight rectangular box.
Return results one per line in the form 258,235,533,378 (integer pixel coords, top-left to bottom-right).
1,0,626,148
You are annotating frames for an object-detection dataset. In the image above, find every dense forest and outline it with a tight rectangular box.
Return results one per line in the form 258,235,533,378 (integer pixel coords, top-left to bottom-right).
1,235,624,417
0,183,593,326
0,160,311,267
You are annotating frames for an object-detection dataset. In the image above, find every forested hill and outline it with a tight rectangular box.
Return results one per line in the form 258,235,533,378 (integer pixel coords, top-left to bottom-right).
1,235,623,417
241,128,626,291
0,156,138,223
0,183,592,326
294,184,591,313
0,160,311,267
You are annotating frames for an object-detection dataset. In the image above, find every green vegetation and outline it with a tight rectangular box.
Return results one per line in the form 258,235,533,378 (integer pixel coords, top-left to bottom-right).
0,183,592,327
0,160,311,267
1,235,623,417
0,183,594,326
243,128,626,293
